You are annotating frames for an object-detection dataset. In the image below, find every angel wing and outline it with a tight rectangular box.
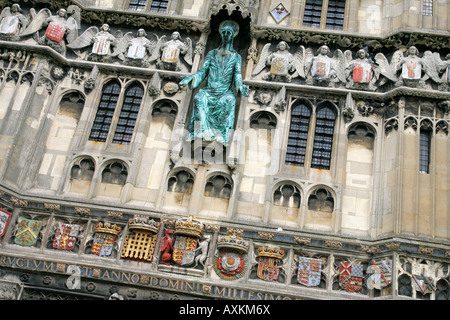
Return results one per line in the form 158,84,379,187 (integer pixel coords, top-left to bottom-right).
67,26,98,50
332,49,346,83
291,45,306,79
374,52,398,82
65,15,79,44
0,7,11,21
344,50,353,66
183,37,193,66
422,51,444,83
252,43,271,76
148,34,166,63
110,31,133,58
19,8,51,37
390,49,404,73
66,5,81,27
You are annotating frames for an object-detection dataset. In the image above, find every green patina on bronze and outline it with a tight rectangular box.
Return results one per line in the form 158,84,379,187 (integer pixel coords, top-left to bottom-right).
180,20,250,145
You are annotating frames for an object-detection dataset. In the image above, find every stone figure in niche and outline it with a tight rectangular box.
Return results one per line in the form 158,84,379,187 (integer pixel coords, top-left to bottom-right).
67,24,117,62
150,31,193,71
0,4,29,41
20,7,80,55
179,20,250,145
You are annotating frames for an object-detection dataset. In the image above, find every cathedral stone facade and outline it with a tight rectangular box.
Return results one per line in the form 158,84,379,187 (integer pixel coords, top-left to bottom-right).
0,0,448,300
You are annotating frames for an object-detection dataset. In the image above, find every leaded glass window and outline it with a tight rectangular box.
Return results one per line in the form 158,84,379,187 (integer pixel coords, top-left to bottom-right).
286,104,311,167
303,0,323,28
150,0,168,13
311,106,336,170
422,0,433,16
326,0,346,30
128,0,147,11
419,130,431,173
112,83,144,145
89,81,121,142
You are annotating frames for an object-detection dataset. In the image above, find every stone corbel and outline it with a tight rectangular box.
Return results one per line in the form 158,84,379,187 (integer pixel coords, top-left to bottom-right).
273,85,286,113
342,92,355,122
148,72,161,97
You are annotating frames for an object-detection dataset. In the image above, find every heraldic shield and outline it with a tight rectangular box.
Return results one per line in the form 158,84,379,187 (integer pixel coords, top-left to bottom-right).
45,22,66,42
413,273,435,295
0,208,11,237
339,262,364,292
91,222,122,257
173,235,198,266
298,257,322,287
171,216,204,267
213,234,250,280
15,218,42,246
53,222,80,251
367,260,392,290
256,247,284,282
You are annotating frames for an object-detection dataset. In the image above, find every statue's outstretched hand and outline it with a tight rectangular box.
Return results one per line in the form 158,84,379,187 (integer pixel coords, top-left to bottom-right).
239,84,250,97
179,75,193,87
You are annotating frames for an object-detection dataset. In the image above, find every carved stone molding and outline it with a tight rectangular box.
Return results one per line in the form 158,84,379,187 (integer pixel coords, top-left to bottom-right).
250,26,450,50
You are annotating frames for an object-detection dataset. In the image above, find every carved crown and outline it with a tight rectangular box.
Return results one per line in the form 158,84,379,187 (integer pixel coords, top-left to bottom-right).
128,216,160,233
217,234,250,254
257,247,285,260
174,216,204,238
95,222,122,236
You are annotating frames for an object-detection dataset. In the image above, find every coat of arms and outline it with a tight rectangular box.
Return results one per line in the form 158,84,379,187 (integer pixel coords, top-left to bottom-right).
297,257,322,287
256,247,284,282
0,208,11,237
53,222,80,251
92,35,111,55
173,235,198,266
170,216,204,267
121,216,160,262
312,58,331,79
402,59,421,79
213,234,250,280
45,22,65,42
339,261,364,292
15,218,42,246
367,260,392,290
353,61,372,83
91,222,121,257
0,16,19,35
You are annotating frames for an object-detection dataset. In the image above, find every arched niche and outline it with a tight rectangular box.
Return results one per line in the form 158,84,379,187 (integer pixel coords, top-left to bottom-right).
200,173,233,217
342,122,376,233
269,182,301,227
68,157,95,195
37,91,86,192
304,187,335,231
97,160,128,198
163,169,195,209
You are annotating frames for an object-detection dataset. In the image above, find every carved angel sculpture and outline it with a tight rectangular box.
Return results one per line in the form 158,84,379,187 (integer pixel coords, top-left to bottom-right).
377,46,445,88
110,29,156,67
0,4,29,40
305,45,346,87
20,7,80,55
67,24,118,62
149,31,193,71
344,49,379,91
252,41,300,82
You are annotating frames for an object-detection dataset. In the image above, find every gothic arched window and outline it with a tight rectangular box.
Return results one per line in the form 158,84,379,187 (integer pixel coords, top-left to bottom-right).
89,81,121,142
311,106,336,170
286,103,311,167
112,83,144,145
